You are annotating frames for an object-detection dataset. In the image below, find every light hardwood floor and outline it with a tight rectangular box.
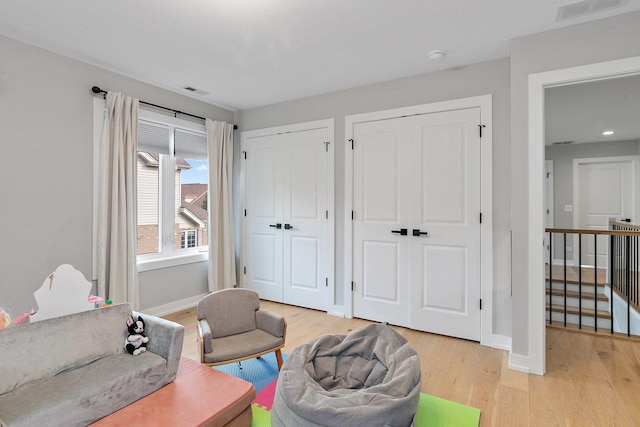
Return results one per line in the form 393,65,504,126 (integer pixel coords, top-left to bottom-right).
163,301,640,427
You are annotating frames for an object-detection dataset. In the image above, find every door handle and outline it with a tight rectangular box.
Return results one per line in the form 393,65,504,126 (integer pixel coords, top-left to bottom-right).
412,229,428,237
391,228,408,236
269,223,282,229
621,218,632,223
284,224,294,230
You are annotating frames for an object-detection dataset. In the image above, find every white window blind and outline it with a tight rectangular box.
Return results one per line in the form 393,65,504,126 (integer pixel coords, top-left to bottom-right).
175,128,207,160
138,120,171,155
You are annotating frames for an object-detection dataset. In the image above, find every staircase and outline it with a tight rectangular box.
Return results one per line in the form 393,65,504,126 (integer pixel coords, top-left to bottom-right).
545,264,612,331
545,224,640,337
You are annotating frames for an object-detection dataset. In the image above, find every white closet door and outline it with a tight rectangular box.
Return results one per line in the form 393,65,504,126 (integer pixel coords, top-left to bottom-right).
243,128,329,311
352,117,412,327
408,108,481,341
282,129,329,310
244,135,284,302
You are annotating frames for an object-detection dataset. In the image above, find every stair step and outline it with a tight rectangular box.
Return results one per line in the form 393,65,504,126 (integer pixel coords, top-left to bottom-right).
546,288,608,301
546,303,611,319
546,278,605,288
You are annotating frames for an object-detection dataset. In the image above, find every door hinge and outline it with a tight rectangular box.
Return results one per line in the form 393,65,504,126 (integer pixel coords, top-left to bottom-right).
243,151,247,159
349,138,354,150
325,277,328,287
480,299,482,310
324,141,330,152
478,124,486,138
243,266,247,275
244,209,247,217
352,210,354,220
326,210,328,219
480,212,482,224
351,281,355,291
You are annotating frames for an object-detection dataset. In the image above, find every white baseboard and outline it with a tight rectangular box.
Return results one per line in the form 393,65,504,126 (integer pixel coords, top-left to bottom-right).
141,293,208,317
491,334,512,351
508,352,531,373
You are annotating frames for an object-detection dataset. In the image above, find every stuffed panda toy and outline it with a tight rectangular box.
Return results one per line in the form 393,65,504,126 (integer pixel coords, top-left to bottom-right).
125,315,149,355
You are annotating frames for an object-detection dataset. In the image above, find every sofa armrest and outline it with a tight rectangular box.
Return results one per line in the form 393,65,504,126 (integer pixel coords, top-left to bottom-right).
198,319,213,354
133,311,184,383
256,310,285,338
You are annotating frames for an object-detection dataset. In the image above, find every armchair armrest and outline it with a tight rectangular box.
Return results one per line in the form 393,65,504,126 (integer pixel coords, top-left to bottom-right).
133,311,184,383
198,319,213,354
256,310,285,338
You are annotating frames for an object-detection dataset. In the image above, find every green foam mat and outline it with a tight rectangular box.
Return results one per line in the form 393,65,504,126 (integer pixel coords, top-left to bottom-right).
414,393,481,426
251,392,480,427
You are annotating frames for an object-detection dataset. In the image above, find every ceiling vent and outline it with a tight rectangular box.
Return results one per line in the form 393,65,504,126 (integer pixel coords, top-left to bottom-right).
551,140,575,145
556,0,628,21
182,86,211,96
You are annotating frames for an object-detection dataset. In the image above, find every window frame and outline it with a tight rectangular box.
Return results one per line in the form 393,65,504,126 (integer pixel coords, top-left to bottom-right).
93,98,209,275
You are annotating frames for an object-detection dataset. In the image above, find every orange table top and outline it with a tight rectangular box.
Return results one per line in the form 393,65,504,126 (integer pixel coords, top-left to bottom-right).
91,357,255,427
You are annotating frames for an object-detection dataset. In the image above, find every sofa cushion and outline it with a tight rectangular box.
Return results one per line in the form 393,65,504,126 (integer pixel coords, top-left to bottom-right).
0,351,167,427
0,303,132,396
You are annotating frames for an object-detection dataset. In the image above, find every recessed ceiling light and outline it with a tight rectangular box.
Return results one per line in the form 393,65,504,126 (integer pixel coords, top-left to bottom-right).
603,130,615,136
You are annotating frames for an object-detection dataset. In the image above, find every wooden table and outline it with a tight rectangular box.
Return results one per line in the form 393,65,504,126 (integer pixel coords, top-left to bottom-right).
91,357,255,427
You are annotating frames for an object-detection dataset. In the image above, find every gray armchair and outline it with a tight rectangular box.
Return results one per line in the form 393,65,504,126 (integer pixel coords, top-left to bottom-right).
197,288,286,369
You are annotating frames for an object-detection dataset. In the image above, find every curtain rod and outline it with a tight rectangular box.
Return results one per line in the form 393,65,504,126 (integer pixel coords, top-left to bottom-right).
91,86,237,130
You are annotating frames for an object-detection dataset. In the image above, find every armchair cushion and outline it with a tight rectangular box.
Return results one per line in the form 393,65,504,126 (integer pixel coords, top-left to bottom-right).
256,310,285,338
202,329,284,364
197,289,259,339
199,319,213,354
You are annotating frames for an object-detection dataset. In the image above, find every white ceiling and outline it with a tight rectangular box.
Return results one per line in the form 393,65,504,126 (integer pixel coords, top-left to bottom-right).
545,74,640,145
1,0,640,110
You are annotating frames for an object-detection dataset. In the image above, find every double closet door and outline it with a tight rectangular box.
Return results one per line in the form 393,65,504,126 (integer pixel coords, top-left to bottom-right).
352,108,482,341
242,128,329,311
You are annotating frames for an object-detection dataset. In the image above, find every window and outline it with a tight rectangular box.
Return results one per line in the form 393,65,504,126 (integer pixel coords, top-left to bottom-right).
181,230,197,249
136,111,209,266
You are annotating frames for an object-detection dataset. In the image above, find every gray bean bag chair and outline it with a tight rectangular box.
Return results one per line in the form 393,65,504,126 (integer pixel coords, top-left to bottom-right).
271,323,421,427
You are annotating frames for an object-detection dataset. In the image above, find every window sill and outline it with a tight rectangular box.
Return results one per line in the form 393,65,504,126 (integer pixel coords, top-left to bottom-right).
138,251,208,272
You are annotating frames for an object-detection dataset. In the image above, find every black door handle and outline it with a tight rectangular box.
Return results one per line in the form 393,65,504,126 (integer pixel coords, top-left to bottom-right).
284,224,293,230
269,223,282,229
621,218,632,223
391,228,408,236
412,229,428,237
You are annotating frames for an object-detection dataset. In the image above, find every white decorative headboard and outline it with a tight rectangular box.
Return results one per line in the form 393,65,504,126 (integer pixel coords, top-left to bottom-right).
30,264,94,322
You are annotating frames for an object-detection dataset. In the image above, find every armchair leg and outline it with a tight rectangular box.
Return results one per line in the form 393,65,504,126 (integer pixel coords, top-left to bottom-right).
275,349,284,370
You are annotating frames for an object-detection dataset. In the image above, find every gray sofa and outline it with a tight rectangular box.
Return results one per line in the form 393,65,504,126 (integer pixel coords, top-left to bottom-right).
0,303,184,427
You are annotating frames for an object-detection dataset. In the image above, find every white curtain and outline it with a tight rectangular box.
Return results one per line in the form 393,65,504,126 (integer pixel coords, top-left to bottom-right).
97,92,140,308
206,119,236,292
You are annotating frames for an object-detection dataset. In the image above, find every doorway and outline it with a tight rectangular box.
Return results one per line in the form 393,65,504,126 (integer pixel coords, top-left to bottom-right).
528,56,640,375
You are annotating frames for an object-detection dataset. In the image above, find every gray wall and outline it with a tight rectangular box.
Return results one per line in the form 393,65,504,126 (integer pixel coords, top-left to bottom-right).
0,35,234,316
546,140,640,230
510,11,640,357
238,57,513,336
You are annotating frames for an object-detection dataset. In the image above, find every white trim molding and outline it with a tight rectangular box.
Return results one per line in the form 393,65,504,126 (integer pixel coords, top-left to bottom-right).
528,55,640,376
141,293,208,317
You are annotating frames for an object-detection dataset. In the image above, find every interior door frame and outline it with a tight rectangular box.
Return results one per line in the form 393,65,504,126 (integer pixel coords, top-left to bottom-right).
344,94,494,347
544,160,555,264
240,119,336,314
528,55,640,376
